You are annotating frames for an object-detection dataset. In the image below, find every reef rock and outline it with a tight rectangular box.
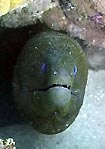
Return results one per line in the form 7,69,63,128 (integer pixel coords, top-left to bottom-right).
0,0,105,70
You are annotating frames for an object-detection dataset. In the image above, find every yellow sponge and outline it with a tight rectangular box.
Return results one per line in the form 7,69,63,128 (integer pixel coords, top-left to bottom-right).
0,0,10,16
0,0,27,16
10,0,26,9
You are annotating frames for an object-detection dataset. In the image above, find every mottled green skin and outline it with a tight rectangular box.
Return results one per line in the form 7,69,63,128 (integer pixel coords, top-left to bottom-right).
13,32,88,134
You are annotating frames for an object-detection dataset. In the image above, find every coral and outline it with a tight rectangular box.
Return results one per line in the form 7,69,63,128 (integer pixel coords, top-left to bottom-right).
0,138,16,149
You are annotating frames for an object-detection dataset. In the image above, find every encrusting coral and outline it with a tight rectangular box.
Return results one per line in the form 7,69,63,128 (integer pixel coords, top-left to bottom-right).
0,138,16,149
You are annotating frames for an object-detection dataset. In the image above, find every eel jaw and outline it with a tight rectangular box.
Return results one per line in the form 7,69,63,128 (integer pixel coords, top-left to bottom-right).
28,84,78,98
28,84,71,92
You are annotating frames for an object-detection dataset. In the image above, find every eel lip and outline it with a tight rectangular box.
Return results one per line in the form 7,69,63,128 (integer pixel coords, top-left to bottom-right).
28,84,79,98
28,84,71,92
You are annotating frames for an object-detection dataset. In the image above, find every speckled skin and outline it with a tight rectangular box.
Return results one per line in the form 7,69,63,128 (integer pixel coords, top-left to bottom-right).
13,32,88,134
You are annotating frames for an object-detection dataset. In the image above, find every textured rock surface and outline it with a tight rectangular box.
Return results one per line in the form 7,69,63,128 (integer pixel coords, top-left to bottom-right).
0,0,105,48
0,70,105,149
0,1,105,70
0,0,59,27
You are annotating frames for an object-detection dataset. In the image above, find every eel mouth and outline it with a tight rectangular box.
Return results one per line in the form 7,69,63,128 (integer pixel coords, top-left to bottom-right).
28,84,78,97
29,84,71,92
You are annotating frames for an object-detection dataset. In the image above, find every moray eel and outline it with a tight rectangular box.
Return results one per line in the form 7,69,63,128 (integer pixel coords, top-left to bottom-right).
13,31,88,134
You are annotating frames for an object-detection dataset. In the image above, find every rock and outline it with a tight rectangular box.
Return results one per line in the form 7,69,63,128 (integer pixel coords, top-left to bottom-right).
0,0,59,27
0,0,105,69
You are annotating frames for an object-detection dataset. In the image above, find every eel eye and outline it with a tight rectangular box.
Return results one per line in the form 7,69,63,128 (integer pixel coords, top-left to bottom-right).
73,65,78,76
41,63,47,73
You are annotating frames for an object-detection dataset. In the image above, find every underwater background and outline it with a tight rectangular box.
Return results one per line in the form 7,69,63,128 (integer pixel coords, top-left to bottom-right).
0,0,105,148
